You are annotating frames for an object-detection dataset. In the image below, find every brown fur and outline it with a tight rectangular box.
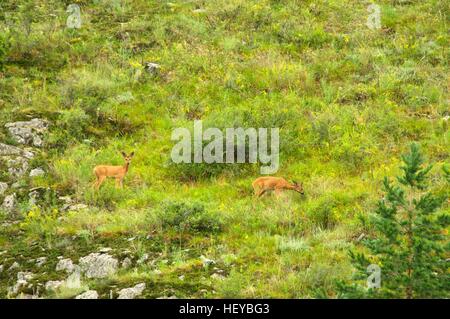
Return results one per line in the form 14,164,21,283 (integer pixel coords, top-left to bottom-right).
252,176,304,198
93,151,134,190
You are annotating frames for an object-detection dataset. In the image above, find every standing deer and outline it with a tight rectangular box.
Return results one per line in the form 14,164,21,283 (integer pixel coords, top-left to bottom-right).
93,151,134,190
252,176,304,198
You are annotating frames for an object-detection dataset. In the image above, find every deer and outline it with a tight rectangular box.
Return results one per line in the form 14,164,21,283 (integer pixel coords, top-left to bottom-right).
93,151,134,190
252,176,304,198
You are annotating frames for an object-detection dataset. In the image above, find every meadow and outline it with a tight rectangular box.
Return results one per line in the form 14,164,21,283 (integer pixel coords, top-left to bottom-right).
0,0,448,298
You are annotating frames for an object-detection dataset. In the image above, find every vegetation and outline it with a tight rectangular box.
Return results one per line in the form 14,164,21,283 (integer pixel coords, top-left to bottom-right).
0,0,448,298
338,144,449,298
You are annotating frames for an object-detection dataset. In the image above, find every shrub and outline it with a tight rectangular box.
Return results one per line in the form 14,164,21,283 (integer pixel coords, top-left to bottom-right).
0,32,9,72
156,201,223,234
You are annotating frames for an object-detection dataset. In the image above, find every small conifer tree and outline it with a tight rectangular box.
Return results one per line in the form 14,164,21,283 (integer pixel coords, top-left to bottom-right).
338,144,449,298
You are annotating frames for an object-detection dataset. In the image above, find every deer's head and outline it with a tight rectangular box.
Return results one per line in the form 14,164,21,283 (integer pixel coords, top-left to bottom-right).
292,180,304,195
121,151,135,164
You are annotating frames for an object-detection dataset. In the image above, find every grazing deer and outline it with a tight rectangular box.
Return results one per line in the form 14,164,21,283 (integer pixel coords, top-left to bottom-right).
93,151,134,190
252,176,304,198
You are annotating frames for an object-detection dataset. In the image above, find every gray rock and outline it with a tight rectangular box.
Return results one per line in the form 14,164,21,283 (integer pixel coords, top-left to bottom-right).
210,273,226,280
0,265,3,272
0,143,24,156
7,156,29,177
137,253,149,264
65,267,81,289
35,257,47,267
56,258,75,273
29,168,45,177
2,193,17,212
121,257,132,269
144,62,160,75
10,272,34,295
117,283,146,299
200,255,215,268
45,280,64,291
66,203,88,211
8,261,20,271
79,253,118,278
5,118,48,147
0,182,8,195
75,290,98,299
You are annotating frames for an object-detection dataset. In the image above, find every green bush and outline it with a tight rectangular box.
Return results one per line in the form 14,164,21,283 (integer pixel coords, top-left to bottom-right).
156,201,223,234
0,32,9,72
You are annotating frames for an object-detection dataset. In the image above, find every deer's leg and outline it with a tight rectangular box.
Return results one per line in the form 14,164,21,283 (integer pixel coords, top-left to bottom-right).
274,188,282,196
115,178,121,189
258,189,267,198
96,176,106,190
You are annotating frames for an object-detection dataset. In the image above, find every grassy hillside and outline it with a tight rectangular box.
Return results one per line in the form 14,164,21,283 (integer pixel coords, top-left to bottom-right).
0,0,448,298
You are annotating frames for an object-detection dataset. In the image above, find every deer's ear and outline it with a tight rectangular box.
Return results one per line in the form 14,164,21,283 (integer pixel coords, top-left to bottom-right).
292,180,298,185
130,151,135,157
121,151,126,157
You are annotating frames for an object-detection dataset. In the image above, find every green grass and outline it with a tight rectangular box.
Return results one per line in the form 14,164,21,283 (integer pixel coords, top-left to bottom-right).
0,0,448,298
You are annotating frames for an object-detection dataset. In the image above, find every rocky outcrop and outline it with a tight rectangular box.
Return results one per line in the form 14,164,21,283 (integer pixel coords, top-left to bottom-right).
5,118,48,147
75,290,98,299
0,118,48,215
56,258,75,273
45,280,64,291
29,168,45,177
0,142,34,158
79,253,118,279
9,272,34,295
2,194,16,212
117,283,146,299
0,182,7,196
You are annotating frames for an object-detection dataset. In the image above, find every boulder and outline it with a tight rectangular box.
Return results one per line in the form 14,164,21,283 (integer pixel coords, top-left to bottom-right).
45,280,64,291
0,143,25,157
144,62,160,75
2,193,17,212
65,267,81,289
121,257,132,269
117,283,146,299
56,258,75,273
29,168,45,177
79,253,118,278
5,118,48,147
7,156,29,177
0,182,8,195
75,290,98,299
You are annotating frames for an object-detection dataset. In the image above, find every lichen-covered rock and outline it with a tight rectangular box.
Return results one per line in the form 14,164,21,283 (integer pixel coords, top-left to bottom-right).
117,283,146,299
45,280,64,291
10,272,34,295
2,193,17,212
75,290,98,299
8,261,20,271
5,118,48,147
29,168,45,177
144,62,160,75
121,257,132,269
79,253,118,278
66,203,88,211
0,182,8,195
0,143,25,157
35,257,47,267
65,267,81,289
56,258,75,273
7,156,29,177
